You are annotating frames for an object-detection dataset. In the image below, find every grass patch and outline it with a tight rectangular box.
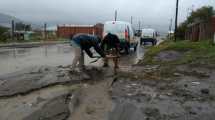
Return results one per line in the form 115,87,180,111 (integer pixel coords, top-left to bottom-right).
140,40,215,67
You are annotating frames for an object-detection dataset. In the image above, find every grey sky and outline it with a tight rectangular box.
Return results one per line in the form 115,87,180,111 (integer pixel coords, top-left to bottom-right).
0,0,214,32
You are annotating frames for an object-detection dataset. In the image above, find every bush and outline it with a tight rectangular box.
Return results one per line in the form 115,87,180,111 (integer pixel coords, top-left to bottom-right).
0,26,9,43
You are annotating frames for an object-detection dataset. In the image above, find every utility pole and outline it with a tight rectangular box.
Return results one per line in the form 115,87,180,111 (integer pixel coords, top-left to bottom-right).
174,0,179,42
114,10,117,21
44,23,47,40
131,16,133,24
11,20,15,42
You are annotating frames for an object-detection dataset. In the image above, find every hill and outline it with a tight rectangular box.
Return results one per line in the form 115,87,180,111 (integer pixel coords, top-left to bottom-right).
0,13,21,28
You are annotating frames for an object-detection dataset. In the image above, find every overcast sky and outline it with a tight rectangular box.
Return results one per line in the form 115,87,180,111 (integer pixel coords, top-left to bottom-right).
0,0,214,32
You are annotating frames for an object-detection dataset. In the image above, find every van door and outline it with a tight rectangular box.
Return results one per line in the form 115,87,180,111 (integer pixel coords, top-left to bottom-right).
125,26,129,42
127,26,130,42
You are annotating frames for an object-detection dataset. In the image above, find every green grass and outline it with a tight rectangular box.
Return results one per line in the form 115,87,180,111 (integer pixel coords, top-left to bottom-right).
140,40,215,66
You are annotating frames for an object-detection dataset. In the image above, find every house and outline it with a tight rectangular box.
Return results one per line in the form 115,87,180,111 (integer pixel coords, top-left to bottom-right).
57,23,104,39
186,16,215,41
13,31,34,41
46,26,58,40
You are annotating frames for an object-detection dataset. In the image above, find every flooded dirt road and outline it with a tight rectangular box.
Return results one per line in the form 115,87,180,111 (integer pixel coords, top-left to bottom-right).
0,43,144,76
2,39,214,120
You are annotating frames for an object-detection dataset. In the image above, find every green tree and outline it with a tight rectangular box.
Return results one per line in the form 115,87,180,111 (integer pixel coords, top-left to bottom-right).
0,26,8,43
187,6,214,23
15,22,31,31
177,6,215,40
177,21,188,40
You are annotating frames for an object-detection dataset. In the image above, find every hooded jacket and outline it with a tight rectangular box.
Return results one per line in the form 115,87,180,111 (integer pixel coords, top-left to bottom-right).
71,34,105,58
101,33,120,52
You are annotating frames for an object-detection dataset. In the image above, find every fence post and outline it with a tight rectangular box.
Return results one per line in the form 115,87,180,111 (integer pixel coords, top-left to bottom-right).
11,20,15,42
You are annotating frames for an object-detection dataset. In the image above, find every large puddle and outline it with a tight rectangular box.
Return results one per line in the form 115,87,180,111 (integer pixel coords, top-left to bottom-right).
0,43,144,75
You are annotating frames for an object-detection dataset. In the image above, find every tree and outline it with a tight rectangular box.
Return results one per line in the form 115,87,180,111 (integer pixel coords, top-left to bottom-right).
177,21,188,40
15,22,31,31
177,6,215,40
0,26,8,43
187,6,214,23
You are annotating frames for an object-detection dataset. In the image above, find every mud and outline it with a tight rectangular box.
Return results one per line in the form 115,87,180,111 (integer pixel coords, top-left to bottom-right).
0,66,86,97
109,65,215,120
154,50,183,62
0,65,110,120
0,85,79,120
1,41,215,120
68,79,113,120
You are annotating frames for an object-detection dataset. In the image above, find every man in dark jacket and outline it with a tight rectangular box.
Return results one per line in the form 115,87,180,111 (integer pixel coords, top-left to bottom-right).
101,33,120,68
70,34,105,70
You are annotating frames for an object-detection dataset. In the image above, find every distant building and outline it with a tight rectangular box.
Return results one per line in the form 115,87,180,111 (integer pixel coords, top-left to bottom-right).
167,31,174,40
185,16,215,41
14,31,34,41
57,23,104,39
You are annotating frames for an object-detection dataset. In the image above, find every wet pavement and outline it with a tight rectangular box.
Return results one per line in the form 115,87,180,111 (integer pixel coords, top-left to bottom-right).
0,43,145,76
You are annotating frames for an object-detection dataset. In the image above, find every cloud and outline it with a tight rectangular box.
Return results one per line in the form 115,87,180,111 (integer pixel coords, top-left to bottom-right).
0,0,214,32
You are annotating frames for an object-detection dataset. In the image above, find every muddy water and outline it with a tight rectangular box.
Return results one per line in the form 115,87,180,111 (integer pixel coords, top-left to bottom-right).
0,43,144,75
0,44,74,75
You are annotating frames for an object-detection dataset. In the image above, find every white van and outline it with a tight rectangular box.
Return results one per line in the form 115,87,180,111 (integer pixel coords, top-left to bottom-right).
103,21,138,54
141,28,157,46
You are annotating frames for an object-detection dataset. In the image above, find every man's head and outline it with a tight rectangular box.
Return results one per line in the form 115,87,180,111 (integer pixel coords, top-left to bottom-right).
107,32,112,36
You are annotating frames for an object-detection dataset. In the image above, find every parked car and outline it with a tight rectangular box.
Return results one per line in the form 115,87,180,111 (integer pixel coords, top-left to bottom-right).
140,28,157,46
103,21,138,54
135,30,141,37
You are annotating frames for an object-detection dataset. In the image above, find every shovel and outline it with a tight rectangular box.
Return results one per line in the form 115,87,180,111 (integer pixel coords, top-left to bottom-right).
90,57,101,63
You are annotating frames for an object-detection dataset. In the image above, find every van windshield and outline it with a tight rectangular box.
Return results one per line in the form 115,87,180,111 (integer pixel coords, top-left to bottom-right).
142,29,155,37
104,24,126,34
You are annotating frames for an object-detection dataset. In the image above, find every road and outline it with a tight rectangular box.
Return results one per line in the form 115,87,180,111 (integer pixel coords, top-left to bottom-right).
0,42,145,76
0,38,167,120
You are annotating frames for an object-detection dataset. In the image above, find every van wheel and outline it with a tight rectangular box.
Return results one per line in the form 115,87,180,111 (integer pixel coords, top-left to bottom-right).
152,39,157,46
134,44,137,52
140,39,143,45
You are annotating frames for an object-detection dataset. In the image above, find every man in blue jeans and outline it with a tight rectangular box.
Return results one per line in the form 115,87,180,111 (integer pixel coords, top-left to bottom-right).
70,34,106,70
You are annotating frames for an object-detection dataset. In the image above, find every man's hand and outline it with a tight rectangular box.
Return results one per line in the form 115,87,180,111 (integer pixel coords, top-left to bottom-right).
106,54,120,58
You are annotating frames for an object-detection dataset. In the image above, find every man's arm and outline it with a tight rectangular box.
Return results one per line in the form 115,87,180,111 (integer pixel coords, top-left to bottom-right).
84,49,93,58
94,44,106,58
100,37,107,51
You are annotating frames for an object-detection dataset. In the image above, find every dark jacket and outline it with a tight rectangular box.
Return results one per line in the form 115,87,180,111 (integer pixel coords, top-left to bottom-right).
101,33,120,52
71,34,105,58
